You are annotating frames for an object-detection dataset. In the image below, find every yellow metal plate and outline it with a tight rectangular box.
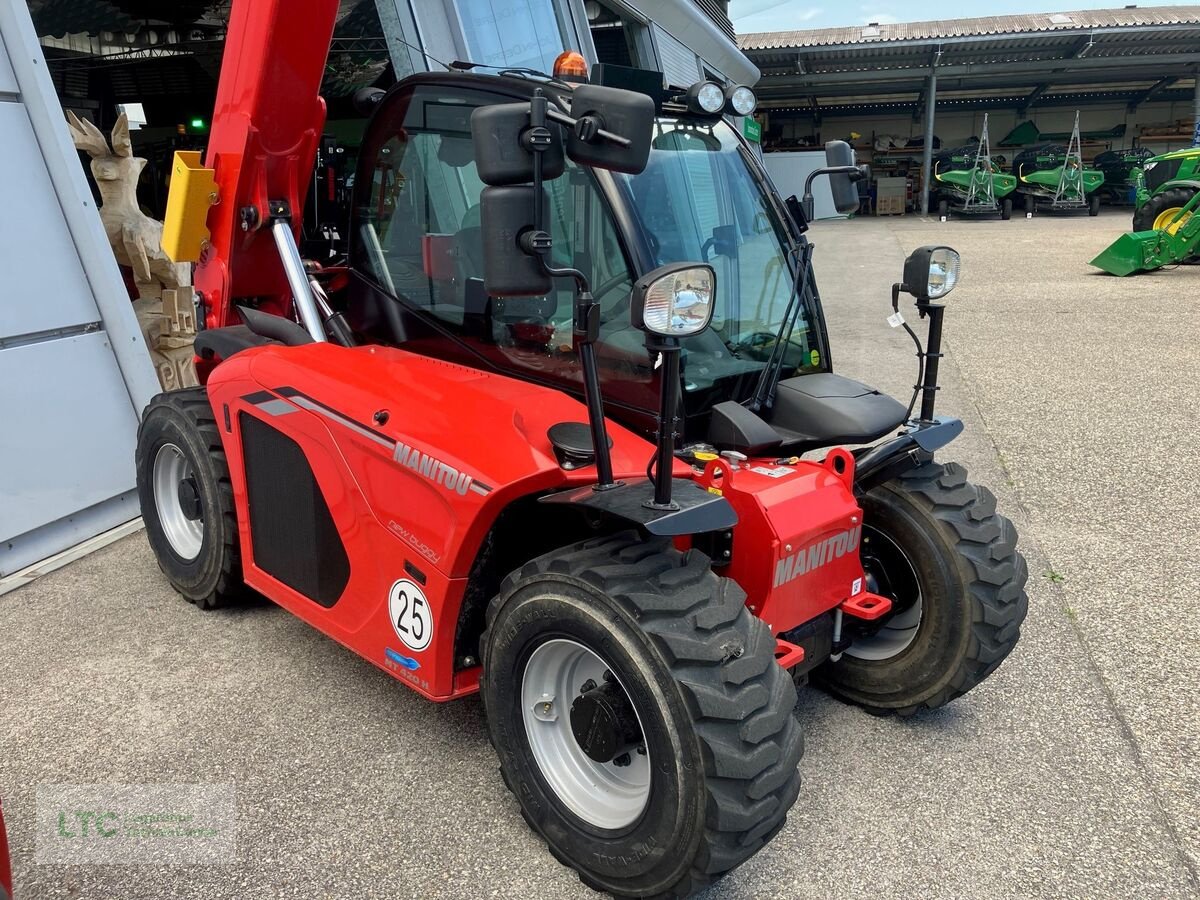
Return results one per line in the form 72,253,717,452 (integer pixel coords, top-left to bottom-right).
161,151,217,263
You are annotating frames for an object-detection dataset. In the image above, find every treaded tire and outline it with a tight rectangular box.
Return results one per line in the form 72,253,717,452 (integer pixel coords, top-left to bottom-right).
1133,186,1197,232
481,532,802,899
135,388,244,609
817,461,1028,716
937,199,949,220
1001,197,1012,220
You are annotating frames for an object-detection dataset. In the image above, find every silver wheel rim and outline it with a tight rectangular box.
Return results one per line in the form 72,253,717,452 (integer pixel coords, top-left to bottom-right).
845,528,923,661
521,639,651,829
152,443,204,561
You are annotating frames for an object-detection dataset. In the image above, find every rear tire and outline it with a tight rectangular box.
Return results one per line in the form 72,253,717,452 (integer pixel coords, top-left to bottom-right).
816,461,1028,715
135,388,244,609
481,532,802,898
1001,197,1012,220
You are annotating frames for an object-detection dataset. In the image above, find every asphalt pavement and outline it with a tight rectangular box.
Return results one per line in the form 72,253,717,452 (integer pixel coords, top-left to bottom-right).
2,208,1197,899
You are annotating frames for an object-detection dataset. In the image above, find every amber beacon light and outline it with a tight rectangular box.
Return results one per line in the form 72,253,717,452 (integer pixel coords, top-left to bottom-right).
553,50,589,81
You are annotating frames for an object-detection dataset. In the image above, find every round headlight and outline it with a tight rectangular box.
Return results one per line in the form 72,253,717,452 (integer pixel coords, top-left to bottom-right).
926,248,961,299
728,85,756,116
902,245,961,301
687,81,726,115
633,264,716,337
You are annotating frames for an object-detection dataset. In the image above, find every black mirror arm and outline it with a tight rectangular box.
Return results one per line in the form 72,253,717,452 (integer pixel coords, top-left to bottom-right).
800,165,864,221
545,106,632,148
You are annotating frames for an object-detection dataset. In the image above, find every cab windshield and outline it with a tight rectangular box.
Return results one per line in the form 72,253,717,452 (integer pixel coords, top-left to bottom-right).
613,118,822,397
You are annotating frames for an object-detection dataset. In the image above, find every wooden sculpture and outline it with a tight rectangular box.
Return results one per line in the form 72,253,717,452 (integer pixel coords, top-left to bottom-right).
67,111,197,390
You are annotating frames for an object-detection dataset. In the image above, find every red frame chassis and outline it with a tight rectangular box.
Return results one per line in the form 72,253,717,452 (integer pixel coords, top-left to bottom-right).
206,341,885,701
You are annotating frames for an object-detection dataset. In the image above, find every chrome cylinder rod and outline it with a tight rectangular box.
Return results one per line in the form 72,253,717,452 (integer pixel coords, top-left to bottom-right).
271,219,327,342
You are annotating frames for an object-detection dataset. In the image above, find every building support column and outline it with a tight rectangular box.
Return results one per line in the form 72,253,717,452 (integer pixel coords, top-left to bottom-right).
920,71,937,215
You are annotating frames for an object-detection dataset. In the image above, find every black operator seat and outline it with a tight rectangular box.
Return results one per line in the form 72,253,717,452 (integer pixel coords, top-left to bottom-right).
708,372,908,456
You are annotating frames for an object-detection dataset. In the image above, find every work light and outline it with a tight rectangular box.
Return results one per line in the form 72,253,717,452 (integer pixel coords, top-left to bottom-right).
631,263,716,337
902,245,961,301
726,85,757,116
686,81,725,115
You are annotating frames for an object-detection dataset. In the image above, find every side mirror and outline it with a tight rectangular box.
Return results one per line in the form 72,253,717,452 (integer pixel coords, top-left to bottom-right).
901,245,961,301
480,185,552,296
566,84,654,175
824,140,861,215
352,87,385,116
471,103,565,187
631,263,716,338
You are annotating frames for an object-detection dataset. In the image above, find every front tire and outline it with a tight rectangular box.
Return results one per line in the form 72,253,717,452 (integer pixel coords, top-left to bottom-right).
1001,197,1012,220
481,533,802,898
937,198,949,220
1088,193,1101,216
817,461,1028,715
135,388,244,609
1133,186,1196,234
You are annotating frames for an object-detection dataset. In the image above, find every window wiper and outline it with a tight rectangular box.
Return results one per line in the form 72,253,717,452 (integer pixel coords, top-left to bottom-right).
747,241,813,412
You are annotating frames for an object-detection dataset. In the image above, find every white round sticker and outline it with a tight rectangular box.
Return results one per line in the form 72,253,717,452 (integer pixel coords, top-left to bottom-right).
388,579,433,652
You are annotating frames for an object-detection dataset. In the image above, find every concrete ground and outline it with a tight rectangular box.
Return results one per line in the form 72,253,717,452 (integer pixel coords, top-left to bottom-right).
2,208,1198,899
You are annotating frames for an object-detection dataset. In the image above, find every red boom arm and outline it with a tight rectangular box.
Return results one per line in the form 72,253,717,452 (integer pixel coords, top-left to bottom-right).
195,0,340,329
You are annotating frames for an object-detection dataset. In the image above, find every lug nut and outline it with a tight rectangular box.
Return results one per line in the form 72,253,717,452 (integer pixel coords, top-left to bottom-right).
613,753,631,767
579,679,596,694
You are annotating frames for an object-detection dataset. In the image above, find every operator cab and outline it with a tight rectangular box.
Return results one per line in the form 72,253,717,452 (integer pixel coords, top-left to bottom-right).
343,66,906,454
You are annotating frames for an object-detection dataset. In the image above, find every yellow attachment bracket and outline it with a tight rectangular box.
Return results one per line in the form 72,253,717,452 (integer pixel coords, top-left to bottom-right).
161,151,217,263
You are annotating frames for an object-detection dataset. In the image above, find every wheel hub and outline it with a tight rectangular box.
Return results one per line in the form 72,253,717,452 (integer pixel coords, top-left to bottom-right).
845,525,923,661
570,677,642,763
177,476,202,521
152,443,205,561
521,639,652,829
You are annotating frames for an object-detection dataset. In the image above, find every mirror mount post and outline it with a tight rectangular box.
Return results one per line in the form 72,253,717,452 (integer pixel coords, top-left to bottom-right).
523,90,616,489
915,300,945,424
643,335,682,510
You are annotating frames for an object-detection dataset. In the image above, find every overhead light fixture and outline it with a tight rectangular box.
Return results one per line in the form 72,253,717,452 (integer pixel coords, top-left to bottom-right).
726,85,757,116
685,81,726,115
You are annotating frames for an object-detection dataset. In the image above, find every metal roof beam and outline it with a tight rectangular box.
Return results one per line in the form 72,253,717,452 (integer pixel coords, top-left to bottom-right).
1126,76,1178,111
741,22,1200,56
1018,83,1048,111
756,70,1200,100
754,51,1200,87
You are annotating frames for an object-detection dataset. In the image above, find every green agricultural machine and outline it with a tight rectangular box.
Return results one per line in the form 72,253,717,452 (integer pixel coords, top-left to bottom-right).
1131,147,1200,232
932,115,1016,220
1013,114,1104,216
1094,147,1154,206
1091,145,1200,275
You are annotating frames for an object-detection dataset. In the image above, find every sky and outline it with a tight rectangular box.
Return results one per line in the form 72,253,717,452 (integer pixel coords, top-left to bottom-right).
729,0,1200,32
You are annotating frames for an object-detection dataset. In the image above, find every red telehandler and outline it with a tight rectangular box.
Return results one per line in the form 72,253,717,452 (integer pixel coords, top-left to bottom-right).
138,1,1028,895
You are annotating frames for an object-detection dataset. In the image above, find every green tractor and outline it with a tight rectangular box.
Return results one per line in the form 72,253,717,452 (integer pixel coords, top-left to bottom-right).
1091,145,1200,275
932,115,1016,220
1131,146,1200,233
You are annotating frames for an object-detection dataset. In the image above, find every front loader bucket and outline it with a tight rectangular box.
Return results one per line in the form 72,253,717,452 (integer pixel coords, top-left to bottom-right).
1089,230,1171,276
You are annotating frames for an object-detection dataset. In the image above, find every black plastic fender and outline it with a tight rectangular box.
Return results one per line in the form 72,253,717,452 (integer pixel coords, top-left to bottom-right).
852,417,963,493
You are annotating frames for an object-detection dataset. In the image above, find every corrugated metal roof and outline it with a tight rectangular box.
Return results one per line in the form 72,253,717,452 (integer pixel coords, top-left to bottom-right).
738,5,1200,50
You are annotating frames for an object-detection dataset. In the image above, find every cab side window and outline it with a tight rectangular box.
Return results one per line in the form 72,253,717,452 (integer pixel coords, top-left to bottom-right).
357,86,646,386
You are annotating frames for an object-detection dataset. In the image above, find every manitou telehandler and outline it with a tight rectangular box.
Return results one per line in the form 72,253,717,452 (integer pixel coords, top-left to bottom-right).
136,1,1028,895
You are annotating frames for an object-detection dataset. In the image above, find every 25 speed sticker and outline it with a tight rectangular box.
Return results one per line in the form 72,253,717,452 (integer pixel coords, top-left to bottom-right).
388,579,432,652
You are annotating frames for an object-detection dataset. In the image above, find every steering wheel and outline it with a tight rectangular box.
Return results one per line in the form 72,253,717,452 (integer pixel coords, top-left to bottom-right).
730,331,781,355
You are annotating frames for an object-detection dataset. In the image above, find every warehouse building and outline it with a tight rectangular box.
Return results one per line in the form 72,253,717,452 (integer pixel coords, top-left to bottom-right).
739,6,1200,213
